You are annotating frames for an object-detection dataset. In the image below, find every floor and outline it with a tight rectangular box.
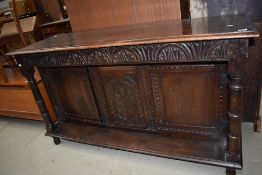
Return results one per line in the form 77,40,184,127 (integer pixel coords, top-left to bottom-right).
0,117,261,175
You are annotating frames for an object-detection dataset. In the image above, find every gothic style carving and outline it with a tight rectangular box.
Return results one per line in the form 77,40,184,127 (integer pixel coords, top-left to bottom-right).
102,73,147,128
16,39,246,68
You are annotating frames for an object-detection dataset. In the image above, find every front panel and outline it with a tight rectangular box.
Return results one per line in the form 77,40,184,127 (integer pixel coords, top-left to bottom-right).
149,64,227,137
39,67,101,124
91,66,152,130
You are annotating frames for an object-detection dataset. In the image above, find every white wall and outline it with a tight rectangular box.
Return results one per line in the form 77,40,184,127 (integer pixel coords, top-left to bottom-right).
190,0,207,18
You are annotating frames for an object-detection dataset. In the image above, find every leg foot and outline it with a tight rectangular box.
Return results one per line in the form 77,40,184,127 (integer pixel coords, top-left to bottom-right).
254,115,261,133
226,168,236,175
53,137,61,145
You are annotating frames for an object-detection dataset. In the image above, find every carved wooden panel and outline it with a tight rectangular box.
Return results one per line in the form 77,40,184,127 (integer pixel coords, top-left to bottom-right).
149,64,227,136
94,66,150,129
16,39,248,68
41,67,101,124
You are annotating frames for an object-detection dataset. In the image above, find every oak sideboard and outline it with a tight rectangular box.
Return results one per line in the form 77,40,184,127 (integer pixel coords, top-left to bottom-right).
8,15,259,175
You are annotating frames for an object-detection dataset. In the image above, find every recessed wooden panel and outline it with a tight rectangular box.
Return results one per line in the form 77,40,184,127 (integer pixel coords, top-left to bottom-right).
65,0,182,31
46,67,101,123
95,66,150,129
149,64,226,135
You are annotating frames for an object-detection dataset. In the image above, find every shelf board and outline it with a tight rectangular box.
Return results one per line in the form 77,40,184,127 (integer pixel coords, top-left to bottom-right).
46,122,241,169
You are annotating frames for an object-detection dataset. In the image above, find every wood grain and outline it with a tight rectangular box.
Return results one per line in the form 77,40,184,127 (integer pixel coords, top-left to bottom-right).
46,122,238,168
0,86,42,120
40,0,63,21
242,22,262,125
149,64,226,137
12,15,257,174
0,68,56,121
65,0,181,31
0,16,36,38
0,80,56,121
8,15,258,56
39,18,71,39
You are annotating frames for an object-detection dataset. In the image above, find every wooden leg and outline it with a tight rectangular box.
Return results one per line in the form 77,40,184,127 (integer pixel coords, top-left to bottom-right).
226,168,236,175
20,67,55,132
227,75,242,161
53,137,61,145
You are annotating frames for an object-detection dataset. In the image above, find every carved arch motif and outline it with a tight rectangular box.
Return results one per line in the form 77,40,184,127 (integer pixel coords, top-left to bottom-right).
17,39,246,67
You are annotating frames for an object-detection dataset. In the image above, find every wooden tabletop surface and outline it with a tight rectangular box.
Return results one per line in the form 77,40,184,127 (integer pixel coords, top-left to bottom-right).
8,15,259,56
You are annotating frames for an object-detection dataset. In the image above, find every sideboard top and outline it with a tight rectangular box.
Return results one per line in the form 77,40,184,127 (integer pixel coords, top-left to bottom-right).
8,14,259,56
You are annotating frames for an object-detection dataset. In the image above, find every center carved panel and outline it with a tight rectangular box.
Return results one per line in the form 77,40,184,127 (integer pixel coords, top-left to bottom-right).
98,67,148,128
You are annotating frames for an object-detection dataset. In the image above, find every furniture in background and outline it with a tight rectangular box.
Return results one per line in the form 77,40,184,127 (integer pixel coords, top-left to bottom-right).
0,0,56,121
9,14,258,175
0,0,35,84
39,0,67,21
243,22,262,132
39,18,71,39
37,0,71,39
0,16,36,45
0,69,56,121
8,0,36,18
65,0,189,31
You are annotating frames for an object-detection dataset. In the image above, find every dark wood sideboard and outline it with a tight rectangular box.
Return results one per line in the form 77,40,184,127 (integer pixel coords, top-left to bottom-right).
8,15,259,175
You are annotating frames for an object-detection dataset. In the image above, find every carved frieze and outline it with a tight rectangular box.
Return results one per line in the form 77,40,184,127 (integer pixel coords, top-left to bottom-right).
16,39,248,67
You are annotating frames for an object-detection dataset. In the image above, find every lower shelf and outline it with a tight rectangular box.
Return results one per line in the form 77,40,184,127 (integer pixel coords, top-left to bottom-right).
46,122,241,169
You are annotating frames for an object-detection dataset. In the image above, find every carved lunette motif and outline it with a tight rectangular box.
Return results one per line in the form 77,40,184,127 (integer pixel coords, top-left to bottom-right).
16,39,247,67
102,75,147,128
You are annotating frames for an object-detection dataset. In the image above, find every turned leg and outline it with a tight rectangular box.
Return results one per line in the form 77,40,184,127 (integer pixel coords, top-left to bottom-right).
53,137,61,145
227,75,242,161
19,67,55,132
226,168,236,175
226,39,248,163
